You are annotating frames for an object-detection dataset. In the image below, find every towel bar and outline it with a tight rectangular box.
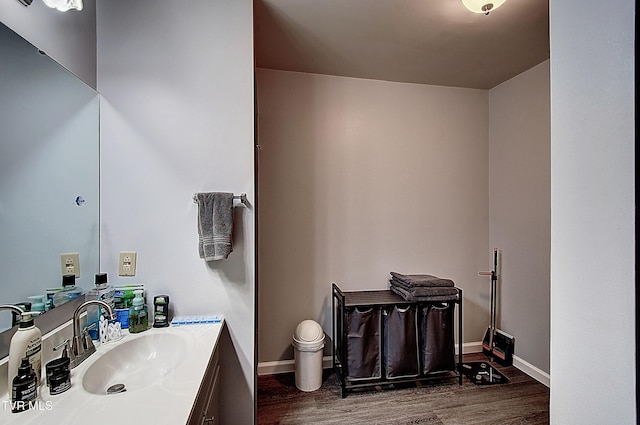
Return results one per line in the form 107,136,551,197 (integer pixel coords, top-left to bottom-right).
192,193,248,206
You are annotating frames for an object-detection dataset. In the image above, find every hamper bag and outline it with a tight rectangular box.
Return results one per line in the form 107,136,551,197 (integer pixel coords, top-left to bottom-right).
346,306,381,380
384,305,420,379
421,303,456,374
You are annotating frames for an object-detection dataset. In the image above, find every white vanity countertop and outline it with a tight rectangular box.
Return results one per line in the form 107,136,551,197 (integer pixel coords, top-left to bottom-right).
0,322,223,425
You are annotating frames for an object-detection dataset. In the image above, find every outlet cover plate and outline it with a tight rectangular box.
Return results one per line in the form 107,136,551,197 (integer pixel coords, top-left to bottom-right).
118,251,137,276
61,252,80,278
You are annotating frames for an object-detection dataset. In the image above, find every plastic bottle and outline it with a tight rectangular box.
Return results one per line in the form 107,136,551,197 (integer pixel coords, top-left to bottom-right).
8,311,42,396
11,302,30,327
128,289,148,333
27,295,46,315
85,273,115,340
30,302,45,317
113,285,143,329
11,357,37,413
52,274,83,308
28,296,45,318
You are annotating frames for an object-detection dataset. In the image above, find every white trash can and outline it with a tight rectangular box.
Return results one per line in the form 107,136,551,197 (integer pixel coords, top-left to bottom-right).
292,320,325,392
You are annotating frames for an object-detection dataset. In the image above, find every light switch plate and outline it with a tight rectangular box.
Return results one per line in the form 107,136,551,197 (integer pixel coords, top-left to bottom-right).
118,251,137,276
60,252,80,278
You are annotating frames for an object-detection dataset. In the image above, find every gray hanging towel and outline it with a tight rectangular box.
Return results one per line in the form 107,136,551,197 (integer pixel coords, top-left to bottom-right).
195,192,234,260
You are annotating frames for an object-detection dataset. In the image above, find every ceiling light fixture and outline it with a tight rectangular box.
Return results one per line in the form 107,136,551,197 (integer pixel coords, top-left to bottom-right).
462,0,506,15
42,0,83,12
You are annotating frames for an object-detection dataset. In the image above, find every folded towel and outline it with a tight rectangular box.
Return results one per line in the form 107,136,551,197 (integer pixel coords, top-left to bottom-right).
390,284,459,302
389,272,454,287
196,192,234,260
389,279,459,298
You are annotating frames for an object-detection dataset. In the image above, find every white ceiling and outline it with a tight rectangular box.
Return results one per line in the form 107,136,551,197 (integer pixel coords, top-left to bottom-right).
254,0,549,90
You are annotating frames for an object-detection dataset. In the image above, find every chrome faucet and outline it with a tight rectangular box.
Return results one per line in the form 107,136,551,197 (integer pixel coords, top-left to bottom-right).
0,304,24,323
70,299,116,369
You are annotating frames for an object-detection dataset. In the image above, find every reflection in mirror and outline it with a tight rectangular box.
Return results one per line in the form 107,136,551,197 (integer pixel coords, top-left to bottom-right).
0,22,99,336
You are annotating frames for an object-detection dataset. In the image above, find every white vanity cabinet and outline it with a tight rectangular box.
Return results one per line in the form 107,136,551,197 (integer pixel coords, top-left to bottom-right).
188,343,221,425
0,322,224,425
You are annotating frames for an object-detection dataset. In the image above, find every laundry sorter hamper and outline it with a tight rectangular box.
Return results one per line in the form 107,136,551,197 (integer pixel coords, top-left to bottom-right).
332,283,462,397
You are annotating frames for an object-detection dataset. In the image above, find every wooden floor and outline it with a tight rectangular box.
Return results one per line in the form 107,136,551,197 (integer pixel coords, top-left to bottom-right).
257,354,549,425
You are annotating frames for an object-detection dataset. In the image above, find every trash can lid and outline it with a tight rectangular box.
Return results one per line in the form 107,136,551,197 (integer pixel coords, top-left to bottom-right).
294,320,324,343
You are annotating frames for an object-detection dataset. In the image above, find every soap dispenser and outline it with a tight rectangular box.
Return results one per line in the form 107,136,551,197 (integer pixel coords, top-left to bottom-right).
128,290,148,333
8,311,42,395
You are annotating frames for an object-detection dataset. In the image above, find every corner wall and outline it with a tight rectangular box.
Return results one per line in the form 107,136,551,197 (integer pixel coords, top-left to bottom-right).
257,69,489,363
550,0,635,423
488,60,551,375
97,1,255,423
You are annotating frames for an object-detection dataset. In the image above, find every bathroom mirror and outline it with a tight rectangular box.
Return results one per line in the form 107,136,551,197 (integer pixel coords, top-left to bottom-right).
0,21,100,335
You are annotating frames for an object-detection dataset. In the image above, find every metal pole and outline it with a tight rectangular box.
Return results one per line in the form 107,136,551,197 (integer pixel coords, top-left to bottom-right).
489,248,498,353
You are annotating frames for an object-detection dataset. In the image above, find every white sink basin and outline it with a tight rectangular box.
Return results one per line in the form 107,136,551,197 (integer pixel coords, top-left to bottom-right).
82,332,188,395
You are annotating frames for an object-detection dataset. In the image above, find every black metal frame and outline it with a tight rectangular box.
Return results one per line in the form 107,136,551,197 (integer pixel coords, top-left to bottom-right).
332,283,463,398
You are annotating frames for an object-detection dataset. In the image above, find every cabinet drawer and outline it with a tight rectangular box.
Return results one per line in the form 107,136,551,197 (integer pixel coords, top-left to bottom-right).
202,364,221,425
188,346,220,425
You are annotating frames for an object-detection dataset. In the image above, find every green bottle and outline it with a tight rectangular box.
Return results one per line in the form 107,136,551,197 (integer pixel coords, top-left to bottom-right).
128,290,148,333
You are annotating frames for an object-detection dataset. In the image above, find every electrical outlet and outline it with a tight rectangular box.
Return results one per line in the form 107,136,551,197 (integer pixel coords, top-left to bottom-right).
118,251,137,276
60,252,80,278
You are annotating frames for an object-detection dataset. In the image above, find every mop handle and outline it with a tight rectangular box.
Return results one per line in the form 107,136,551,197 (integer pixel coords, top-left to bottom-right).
479,248,499,350
478,248,498,278
490,248,498,347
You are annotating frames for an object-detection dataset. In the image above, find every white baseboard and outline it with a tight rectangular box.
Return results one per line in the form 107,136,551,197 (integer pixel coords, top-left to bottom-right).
512,354,550,387
258,342,481,376
257,356,332,376
257,341,550,388
461,341,483,354
257,359,295,376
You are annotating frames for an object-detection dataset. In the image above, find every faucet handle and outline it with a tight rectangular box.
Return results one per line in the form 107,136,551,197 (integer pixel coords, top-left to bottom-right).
83,321,97,332
54,338,71,359
82,326,97,355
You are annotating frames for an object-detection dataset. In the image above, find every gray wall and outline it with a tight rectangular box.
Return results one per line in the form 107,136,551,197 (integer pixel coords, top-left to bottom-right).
550,0,636,423
489,61,551,374
97,0,255,423
0,0,96,88
257,69,490,363
257,65,554,381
